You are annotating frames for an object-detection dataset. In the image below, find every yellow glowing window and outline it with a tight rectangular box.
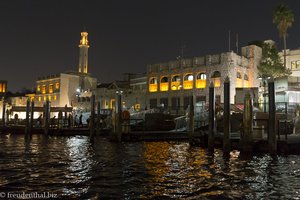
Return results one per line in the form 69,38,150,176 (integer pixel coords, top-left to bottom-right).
48,95,52,101
2,84,5,93
211,71,221,88
149,77,158,92
135,103,141,111
42,85,46,94
54,95,57,101
160,76,169,91
183,74,193,90
55,82,59,89
49,84,53,94
37,85,41,92
196,73,207,89
110,99,115,109
105,100,109,109
38,96,41,101
43,96,46,101
122,101,126,108
171,75,181,90
0,83,2,93
30,96,34,101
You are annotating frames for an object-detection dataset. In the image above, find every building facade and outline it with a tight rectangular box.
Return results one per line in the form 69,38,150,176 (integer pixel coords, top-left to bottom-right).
146,44,262,112
34,31,97,108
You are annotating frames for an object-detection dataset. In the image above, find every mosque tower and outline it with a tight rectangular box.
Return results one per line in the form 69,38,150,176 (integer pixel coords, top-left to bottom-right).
78,31,90,74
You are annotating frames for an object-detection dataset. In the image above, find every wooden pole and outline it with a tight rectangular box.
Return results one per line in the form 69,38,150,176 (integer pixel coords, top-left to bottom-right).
117,93,122,141
223,76,231,153
268,78,277,154
188,94,194,142
208,82,215,151
29,100,34,134
241,92,253,152
2,100,5,126
44,100,50,135
90,95,95,141
96,101,101,136
25,99,30,135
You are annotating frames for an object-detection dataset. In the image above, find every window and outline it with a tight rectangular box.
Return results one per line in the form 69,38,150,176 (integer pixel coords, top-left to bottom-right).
291,61,296,69
237,72,242,79
149,77,157,84
38,96,41,102
211,71,221,87
196,73,206,89
160,76,169,91
149,77,158,92
244,74,249,81
183,73,194,89
42,85,46,94
49,84,53,93
54,95,57,101
43,96,46,101
37,85,41,92
48,95,52,101
55,82,59,89
134,103,140,111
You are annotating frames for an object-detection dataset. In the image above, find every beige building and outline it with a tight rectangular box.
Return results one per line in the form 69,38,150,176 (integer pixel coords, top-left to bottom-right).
146,44,262,112
34,31,97,108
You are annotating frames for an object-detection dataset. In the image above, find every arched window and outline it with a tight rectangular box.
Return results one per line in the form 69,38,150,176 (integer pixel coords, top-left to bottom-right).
244,74,249,81
183,73,193,89
160,76,169,91
196,73,206,89
149,77,158,92
211,71,221,87
237,72,242,79
171,75,181,90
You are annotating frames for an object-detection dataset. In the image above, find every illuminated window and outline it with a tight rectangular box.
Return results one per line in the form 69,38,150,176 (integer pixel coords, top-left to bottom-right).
2,84,5,93
49,84,53,93
171,75,181,90
43,96,46,101
160,76,169,91
54,95,57,101
38,96,41,101
211,71,221,87
48,95,52,101
236,72,242,87
110,99,116,109
37,85,41,92
105,100,109,109
183,73,193,89
55,82,59,89
0,83,2,93
149,77,158,92
135,103,141,111
42,85,46,94
196,73,206,89
30,96,34,101
122,101,126,108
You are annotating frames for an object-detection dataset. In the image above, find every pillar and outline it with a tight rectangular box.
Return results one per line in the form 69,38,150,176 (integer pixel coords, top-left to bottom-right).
2,101,5,126
188,94,194,142
90,95,95,141
29,100,34,134
96,101,101,136
208,82,215,151
241,92,253,152
44,100,50,135
268,78,277,154
25,99,30,135
223,76,231,153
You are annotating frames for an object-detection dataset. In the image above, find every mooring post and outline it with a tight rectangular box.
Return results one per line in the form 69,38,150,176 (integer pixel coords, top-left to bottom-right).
188,94,194,142
268,78,277,154
64,104,68,127
25,99,30,135
241,92,253,152
44,100,50,135
208,82,215,151
96,101,101,136
117,92,122,141
223,76,231,154
2,100,6,126
29,100,34,134
90,94,95,140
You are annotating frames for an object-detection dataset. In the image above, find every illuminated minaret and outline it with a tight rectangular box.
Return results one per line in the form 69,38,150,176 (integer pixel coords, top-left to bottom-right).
78,31,90,73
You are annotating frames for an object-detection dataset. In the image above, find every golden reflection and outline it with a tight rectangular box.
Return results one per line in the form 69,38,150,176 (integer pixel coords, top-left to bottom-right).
142,142,213,198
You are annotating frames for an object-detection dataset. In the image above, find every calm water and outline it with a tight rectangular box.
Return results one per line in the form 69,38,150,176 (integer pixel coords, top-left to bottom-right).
1,134,300,199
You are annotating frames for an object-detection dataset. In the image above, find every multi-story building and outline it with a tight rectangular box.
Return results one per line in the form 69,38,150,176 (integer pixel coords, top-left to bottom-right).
34,31,97,108
146,44,262,112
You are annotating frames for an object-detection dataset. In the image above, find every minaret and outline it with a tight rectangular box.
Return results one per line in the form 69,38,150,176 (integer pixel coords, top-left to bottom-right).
78,31,90,74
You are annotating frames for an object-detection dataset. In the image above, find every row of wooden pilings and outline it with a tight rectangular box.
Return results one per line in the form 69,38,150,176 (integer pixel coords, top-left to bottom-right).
188,76,277,154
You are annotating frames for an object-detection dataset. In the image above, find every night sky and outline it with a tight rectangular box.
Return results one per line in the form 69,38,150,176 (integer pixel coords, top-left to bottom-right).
1,0,299,92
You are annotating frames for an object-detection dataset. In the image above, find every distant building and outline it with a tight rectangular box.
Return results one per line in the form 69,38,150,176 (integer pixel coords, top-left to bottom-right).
34,31,97,108
146,44,262,112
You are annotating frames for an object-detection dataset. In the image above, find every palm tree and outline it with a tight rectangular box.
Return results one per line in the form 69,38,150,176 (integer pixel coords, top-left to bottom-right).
272,3,294,69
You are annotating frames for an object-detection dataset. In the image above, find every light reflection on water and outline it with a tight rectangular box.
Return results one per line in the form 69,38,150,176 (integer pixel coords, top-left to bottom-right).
0,134,300,199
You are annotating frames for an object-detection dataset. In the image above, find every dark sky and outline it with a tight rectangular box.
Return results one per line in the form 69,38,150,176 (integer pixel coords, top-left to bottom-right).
1,0,299,92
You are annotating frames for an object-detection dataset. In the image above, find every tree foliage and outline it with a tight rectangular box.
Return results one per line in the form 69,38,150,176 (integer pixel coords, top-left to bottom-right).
248,41,291,78
273,3,294,38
